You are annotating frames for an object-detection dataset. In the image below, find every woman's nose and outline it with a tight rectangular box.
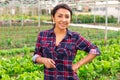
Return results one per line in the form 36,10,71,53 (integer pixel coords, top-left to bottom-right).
62,17,66,21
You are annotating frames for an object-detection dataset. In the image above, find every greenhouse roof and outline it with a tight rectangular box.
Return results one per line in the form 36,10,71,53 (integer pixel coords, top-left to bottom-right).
0,0,38,7
0,0,119,7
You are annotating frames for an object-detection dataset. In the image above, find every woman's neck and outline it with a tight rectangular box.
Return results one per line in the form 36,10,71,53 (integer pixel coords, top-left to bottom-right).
54,27,67,35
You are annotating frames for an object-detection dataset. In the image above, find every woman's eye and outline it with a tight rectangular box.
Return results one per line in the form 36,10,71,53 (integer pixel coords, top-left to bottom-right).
58,15,62,17
57,15,70,19
65,15,69,18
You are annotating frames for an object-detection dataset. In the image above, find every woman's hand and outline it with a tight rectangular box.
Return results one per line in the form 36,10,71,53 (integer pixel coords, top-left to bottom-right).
42,57,56,68
36,56,56,69
72,54,97,73
72,63,79,73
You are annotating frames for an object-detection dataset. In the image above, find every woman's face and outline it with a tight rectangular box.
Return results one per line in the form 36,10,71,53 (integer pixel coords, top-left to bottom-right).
52,8,71,30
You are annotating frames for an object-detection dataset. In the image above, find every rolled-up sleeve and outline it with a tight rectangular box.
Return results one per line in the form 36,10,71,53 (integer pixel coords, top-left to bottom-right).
89,48,100,55
32,54,40,62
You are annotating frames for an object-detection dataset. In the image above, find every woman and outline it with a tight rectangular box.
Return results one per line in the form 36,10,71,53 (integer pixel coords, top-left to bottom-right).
32,3,100,80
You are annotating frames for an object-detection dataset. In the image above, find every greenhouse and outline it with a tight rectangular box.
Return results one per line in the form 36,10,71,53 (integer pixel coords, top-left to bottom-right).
0,0,120,80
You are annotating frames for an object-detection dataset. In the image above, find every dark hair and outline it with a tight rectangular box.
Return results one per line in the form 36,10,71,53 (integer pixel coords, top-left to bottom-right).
51,3,72,20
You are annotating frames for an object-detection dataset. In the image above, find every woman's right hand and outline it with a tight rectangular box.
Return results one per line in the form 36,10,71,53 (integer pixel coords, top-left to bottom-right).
41,57,56,68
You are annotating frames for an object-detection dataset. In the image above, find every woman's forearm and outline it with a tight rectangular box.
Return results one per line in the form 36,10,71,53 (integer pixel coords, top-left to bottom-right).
77,54,97,68
36,56,45,64
35,56,56,68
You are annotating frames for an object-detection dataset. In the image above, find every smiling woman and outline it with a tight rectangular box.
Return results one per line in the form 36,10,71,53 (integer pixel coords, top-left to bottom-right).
52,8,70,30
32,3,101,80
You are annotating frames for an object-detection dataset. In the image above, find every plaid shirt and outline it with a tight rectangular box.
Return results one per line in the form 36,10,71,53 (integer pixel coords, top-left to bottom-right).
33,27,100,80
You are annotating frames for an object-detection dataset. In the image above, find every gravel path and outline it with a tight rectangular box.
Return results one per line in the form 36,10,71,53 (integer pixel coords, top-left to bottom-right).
70,23,120,31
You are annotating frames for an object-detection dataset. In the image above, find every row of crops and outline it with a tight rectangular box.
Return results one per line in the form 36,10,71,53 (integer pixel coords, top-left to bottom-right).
0,14,118,23
0,25,120,49
0,25,120,80
0,14,119,27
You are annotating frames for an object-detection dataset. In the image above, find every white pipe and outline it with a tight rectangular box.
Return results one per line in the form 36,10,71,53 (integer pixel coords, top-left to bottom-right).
38,0,40,27
21,0,23,27
104,0,108,45
117,1,120,24
93,0,96,24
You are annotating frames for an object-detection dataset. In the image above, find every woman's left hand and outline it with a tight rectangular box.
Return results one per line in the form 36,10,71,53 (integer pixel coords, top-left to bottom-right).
72,64,79,73
72,54,97,73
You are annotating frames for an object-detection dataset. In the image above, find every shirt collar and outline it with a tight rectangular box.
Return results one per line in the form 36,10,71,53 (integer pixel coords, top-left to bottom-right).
67,29,72,37
49,27,55,35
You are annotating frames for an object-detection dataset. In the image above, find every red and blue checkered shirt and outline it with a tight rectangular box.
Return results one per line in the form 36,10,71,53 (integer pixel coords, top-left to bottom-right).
33,27,100,80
